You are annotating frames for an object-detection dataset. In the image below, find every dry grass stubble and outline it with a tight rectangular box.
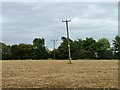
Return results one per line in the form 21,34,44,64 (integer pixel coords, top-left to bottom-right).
2,60,118,88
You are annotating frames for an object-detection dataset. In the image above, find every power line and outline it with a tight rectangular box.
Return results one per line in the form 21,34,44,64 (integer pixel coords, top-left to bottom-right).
62,19,72,64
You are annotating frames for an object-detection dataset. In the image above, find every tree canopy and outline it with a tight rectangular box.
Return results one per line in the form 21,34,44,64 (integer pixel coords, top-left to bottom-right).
1,36,120,60
113,35,120,59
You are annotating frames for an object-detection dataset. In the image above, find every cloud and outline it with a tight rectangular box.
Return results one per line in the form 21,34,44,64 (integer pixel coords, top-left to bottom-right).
2,0,119,2
2,2,118,49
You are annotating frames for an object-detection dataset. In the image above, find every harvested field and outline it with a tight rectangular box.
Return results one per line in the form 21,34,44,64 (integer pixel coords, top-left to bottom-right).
2,60,118,88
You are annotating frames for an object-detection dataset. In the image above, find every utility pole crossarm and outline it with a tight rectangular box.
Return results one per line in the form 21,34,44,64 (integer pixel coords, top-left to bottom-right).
62,19,71,22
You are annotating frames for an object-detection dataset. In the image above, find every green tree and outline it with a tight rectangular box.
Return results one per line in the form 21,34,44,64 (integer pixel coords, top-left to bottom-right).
32,38,48,59
56,37,79,59
56,37,70,59
18,44,33,59
0,43,2,60
1,43,12,60
11,44,33,59
96,38,110,59
105,47,115,59
11,44,19,59
113,35,120,59
74,37,97,59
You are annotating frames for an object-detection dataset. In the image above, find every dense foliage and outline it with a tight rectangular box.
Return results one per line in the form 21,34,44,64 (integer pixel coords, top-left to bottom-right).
1,36,120,60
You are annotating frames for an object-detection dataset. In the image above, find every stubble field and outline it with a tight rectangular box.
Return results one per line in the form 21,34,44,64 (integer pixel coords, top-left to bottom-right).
2,60,118,88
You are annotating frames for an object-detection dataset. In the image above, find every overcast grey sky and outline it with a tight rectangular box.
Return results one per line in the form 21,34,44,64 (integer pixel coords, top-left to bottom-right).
2,2,118,50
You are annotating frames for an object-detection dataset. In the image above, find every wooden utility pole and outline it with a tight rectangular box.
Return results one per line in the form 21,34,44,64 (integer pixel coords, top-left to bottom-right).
51,40,58,59
62,19,72,64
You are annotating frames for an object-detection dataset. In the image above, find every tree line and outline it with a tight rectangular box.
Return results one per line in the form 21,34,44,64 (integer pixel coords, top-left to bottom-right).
1,35,120,60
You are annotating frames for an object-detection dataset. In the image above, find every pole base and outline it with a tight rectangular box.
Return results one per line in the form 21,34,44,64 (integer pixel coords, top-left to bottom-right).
67,61,72,64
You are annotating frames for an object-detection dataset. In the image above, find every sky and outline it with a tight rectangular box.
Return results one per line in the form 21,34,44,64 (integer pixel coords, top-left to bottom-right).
2,2,118,50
